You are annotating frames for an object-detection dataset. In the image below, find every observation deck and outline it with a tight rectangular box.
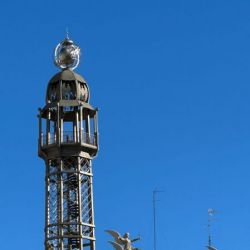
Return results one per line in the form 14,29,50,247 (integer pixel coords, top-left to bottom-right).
38,69,99,160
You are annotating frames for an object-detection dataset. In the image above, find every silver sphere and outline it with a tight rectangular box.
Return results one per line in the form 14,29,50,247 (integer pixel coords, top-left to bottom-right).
54,38,80,70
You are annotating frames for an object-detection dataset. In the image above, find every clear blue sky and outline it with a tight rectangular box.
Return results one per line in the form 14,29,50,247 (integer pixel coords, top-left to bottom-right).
0,0,250,249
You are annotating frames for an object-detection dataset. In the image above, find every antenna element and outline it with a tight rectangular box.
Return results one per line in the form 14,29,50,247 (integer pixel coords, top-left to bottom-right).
153,189,163,250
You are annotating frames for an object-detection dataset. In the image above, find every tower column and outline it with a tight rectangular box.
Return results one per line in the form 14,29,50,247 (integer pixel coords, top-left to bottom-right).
38,37,99,250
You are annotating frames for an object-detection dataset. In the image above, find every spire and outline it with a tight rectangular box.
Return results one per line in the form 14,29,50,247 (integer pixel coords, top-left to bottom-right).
66,27,69,39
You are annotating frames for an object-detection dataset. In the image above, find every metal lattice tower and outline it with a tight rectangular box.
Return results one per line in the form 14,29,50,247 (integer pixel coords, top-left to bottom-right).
38,37,99,250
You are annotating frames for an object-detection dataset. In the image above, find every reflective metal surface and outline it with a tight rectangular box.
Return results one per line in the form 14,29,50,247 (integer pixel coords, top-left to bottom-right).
54,38,80,70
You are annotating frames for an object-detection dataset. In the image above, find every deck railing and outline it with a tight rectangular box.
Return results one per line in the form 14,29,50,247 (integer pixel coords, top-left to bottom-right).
41,131,96,147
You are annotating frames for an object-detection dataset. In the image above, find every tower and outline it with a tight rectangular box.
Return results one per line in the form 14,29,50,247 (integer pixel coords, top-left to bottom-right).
38,37,99,250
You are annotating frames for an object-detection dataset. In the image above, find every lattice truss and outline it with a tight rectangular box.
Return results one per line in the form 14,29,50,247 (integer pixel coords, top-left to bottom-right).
46,157,95,250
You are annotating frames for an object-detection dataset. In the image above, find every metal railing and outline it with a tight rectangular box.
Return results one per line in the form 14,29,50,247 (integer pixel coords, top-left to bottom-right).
63,131,74,143
41,131,96,147
81,132,96,145
41,133,56,146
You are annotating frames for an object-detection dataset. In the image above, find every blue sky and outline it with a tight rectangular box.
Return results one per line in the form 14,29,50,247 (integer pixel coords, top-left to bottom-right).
1,0,250,249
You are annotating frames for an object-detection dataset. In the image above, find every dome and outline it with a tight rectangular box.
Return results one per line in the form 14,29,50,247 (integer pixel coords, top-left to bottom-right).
46,69,90,103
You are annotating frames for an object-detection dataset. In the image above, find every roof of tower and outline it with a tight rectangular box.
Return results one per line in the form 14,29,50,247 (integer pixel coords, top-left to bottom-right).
49,69,86,83
46,69,90,103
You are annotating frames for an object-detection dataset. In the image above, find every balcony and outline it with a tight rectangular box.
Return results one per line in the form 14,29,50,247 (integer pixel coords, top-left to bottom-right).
40,131,97,147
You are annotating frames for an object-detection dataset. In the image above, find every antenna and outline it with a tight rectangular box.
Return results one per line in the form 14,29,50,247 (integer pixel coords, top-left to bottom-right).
207,208,217,249
153,189,163,250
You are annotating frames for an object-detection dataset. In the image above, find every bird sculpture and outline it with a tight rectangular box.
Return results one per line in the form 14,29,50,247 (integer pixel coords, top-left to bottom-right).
106,230,141,250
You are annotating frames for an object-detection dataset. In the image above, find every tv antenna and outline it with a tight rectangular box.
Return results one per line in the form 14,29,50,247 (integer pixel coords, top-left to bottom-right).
153,189,163,250
207,208,217,250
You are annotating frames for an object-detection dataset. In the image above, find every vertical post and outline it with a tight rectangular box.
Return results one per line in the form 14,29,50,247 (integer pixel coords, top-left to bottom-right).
73,120,77,142
94,111,98,146
79,106,83,143
46,110,51,145
89,161,96,250
57,104,60,146
76,110,79,143
73,106,77,142
38,109,42,147
59,160,64,249
86,114,90,143
60,107,64,143
45,161,50,249
78,157,83,250
66,176,70,249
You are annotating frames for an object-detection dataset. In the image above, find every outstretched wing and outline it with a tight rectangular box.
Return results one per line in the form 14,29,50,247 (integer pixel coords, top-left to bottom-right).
108,241,123,250
131,236,141,243
105,230,120,243
106,230,120,239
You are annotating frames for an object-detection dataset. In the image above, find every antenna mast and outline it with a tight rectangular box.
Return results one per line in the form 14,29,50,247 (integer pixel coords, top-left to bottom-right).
207,208,217,250
153,189,163,250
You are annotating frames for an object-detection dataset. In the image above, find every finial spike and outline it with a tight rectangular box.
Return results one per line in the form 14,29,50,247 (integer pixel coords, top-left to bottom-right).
66,27,69,39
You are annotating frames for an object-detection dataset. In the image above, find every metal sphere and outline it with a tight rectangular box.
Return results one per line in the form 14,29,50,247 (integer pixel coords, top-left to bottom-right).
54,38,80,70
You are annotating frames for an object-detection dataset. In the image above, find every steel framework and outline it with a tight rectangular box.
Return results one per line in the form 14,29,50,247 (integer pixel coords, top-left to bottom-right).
38,68,99,250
